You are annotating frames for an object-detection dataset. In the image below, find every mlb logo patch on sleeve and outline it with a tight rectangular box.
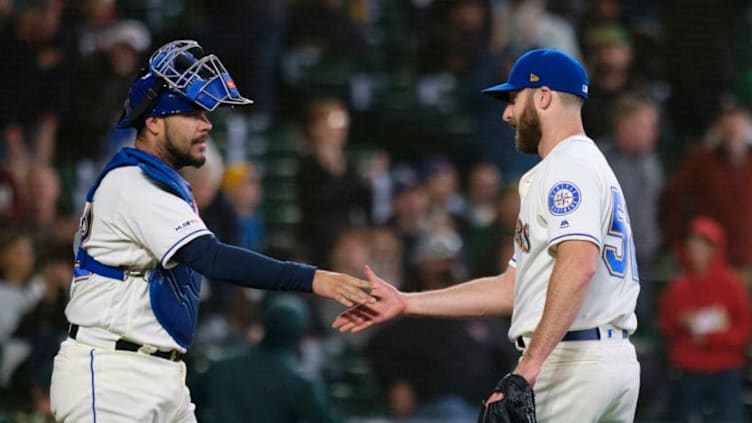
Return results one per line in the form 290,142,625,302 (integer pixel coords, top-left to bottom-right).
174,219,200,232
548,182,581,216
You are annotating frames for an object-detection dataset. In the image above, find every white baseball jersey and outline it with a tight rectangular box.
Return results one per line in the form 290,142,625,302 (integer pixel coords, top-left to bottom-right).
65,166,212,352
508,135,640,340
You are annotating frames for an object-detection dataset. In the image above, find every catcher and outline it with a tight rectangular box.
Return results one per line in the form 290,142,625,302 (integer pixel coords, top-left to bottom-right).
335,49,641,423
49,39,374,422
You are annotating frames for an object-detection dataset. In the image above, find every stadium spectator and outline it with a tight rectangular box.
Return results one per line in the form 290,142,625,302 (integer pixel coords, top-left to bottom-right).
76,0,123,56
294,98,371,267
385,165,429,280
194,294,342,423
60,19,151,163
659,216,751,423
490,0,582,59
0,229,38,341
0,0,71,177
580,22,644,140
661,107,752,279
0,229,39,406
463,162,502,227
465,182,520,278
601,93,664,276
417,156,466,231
601,92,664,344
8,242,70,415
365,229,509,422
221,162,265,252
460,162,503,278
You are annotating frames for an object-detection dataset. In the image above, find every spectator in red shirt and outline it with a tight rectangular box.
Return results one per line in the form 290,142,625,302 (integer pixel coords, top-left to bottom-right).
661,107,752,276
659,216,751,423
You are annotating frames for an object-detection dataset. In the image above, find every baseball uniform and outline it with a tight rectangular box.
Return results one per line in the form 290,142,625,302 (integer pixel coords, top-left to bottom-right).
509,135,641,422
51,148,208,422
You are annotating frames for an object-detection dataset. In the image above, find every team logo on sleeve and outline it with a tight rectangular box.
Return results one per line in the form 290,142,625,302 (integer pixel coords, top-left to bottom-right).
548,182,581,216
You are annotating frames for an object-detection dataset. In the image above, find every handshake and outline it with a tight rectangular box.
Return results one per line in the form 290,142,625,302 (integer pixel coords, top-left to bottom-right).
327,265,406,332
327,266,537,423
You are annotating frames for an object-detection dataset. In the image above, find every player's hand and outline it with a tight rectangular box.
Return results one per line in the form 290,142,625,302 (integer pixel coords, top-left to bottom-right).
312,269,375,307
332,265,407,333
479,374,537,423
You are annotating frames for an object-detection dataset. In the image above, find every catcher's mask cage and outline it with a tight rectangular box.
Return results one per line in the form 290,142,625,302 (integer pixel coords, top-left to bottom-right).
117,39,253,128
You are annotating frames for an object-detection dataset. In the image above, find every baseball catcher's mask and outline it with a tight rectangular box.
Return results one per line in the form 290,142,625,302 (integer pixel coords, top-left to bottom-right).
117,39,253,128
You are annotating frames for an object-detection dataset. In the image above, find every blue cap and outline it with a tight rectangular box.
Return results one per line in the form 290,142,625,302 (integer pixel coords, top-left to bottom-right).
482,49,588,101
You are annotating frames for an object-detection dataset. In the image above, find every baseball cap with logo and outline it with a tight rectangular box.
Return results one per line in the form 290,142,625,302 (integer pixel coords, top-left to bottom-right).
482,48,589,101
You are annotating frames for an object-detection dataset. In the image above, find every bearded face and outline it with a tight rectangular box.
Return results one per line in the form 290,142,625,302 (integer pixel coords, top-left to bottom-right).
164,130,206,168
514,90,542,154
161,112,210,169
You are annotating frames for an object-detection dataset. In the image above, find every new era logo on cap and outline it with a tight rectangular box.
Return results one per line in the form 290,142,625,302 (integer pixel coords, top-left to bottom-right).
482,48,589,101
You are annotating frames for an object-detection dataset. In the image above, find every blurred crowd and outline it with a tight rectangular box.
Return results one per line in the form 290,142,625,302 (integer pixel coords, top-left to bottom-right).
2,0,752,422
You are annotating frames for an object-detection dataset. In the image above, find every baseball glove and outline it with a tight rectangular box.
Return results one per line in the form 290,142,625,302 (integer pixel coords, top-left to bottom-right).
477,373,537,423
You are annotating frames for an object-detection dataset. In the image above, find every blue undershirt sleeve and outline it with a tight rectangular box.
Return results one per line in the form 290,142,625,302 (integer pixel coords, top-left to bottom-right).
173,234,316,292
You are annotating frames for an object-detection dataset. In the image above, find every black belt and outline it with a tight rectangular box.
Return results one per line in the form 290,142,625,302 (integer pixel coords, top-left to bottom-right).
516,327,628,349
68,324,184,362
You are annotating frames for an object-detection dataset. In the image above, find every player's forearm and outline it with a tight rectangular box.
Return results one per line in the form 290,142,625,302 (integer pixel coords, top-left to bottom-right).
403,271,514,318
522,241,597,368
174,235,315,291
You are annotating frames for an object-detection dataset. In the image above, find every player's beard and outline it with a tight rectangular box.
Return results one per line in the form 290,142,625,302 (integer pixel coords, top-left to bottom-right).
163,127,206,168
515,93,542,154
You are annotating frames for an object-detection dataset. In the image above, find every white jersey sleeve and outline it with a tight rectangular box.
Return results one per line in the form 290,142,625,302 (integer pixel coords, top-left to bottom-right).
81,167,212,270
540,150,604,252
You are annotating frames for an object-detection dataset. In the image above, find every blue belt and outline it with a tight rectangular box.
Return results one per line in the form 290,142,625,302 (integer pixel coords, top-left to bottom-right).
516,327,628,349
76,249,125,280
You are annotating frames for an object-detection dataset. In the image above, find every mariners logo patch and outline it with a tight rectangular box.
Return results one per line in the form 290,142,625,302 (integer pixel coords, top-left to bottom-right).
548,182,581,216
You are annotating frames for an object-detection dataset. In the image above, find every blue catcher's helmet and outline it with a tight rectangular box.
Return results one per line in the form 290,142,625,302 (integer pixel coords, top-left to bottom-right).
117,39,253,128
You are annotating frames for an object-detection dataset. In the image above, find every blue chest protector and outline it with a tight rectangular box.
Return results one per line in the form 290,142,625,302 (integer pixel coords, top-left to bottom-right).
78,147,202,349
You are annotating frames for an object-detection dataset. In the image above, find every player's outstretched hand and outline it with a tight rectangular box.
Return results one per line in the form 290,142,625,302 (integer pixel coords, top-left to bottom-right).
312,269,376,307
332,265,407,333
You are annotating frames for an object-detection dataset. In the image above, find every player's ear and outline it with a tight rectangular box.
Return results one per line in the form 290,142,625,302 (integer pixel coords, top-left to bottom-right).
537,87,553,109
144,116,163,135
